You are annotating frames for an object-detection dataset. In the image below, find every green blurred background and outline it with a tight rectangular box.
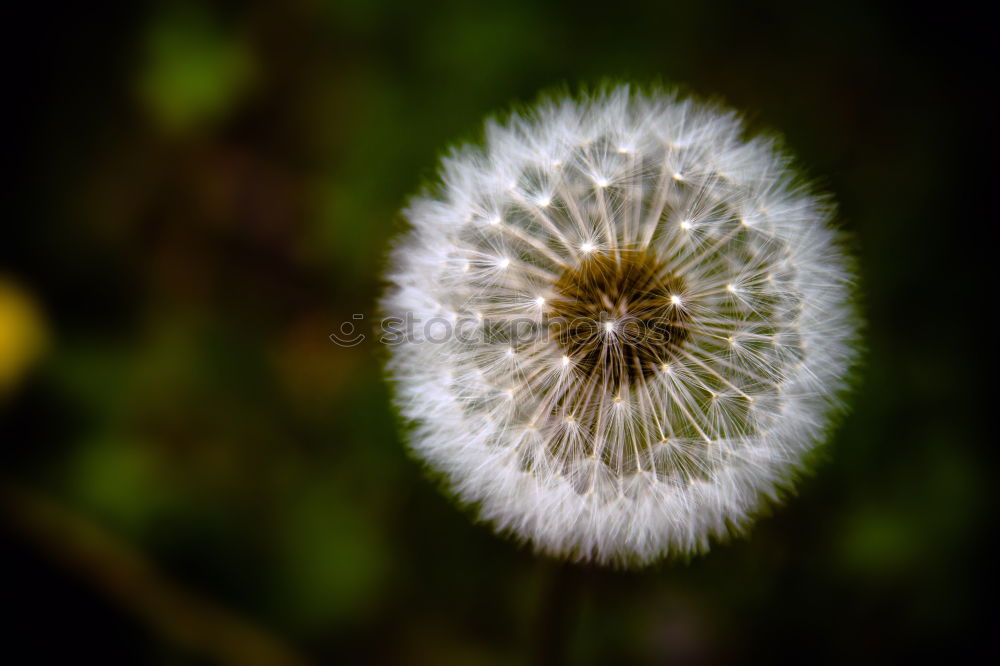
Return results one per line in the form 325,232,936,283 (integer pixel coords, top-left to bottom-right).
2,1,990,663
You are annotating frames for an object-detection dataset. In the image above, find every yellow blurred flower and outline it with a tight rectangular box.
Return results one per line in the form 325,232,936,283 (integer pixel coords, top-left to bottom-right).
0,278,48,394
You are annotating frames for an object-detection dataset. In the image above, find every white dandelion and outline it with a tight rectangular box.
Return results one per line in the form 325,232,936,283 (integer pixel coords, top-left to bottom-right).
381,86,858,566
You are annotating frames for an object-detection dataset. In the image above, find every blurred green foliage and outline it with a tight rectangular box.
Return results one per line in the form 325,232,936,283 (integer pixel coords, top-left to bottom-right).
139,5,255,132
3,0,988,663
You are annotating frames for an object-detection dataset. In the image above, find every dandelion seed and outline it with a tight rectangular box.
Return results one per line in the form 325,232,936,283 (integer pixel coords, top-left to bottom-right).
382,86,859,567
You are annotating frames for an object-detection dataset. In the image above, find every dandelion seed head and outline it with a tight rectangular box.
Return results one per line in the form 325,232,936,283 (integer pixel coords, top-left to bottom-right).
382,86,859,566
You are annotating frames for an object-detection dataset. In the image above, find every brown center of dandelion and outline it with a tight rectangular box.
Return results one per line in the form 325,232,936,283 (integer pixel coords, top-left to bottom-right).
549,249,690,389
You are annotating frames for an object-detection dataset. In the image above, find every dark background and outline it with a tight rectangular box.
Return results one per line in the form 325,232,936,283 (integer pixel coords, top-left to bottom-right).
2,1,991,663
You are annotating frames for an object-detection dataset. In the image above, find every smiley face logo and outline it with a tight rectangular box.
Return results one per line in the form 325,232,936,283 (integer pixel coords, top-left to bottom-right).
329,314,365,347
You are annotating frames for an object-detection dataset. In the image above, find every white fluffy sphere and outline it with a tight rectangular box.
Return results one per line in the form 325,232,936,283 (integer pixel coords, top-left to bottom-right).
382,86,858,566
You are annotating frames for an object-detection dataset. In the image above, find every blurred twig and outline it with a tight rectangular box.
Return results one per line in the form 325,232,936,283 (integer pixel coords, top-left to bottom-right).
0,481,312,666
533,560,579,666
